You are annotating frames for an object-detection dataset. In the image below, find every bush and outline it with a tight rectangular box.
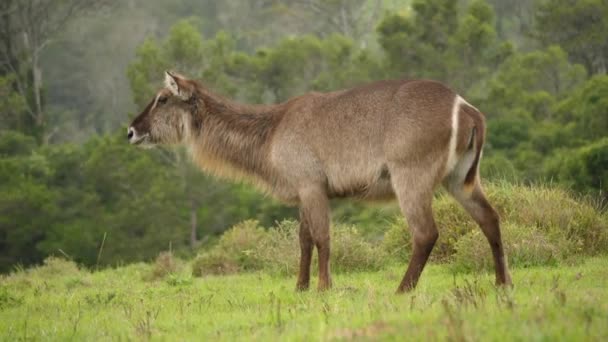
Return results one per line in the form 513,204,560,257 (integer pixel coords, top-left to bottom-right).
192,220,267,276
329,223,388,273
451,223,566,272
256,220,299,275
381,217,411,261
192,219,387,277
382,182,608,266
29,256,81,277
191,183,608,276
382,195,477,263
484,182,608,255
192,250,240,277
145,251,182,281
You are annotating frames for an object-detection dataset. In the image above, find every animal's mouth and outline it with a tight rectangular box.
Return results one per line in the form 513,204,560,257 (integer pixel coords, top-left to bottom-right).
130,133,151,146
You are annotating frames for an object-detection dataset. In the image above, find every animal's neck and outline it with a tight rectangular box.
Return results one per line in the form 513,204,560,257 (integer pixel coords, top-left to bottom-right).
187,89,283,184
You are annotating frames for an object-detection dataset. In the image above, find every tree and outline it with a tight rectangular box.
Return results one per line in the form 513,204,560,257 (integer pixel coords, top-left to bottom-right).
544,138,608,195
229,34,380,102
377,0,507,90
0,131,56,271
377,0,458,80
483,46,586,121
0,0,107,143
486,0,534,40
0,73,27,132
448,0,511,91
289,0,382,42
554,75,608,142
534,0,608,75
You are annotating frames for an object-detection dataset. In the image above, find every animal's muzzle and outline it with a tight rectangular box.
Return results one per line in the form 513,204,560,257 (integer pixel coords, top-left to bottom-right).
128,126,148,145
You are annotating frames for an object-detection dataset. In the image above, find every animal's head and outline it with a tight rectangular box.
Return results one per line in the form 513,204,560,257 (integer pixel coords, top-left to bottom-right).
128,71,197,147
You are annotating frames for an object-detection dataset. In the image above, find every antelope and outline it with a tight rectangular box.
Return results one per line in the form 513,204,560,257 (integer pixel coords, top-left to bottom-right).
128,71,512,293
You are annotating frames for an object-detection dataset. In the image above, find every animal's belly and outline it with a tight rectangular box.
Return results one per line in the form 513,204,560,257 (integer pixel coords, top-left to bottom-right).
326,163,395,200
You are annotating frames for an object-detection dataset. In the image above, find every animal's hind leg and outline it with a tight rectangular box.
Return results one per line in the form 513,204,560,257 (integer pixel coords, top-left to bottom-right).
391,166,439,293
298,185,332,291
447,180,512,286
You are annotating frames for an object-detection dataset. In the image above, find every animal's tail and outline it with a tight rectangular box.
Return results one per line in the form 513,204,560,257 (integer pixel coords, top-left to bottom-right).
461,103,486,188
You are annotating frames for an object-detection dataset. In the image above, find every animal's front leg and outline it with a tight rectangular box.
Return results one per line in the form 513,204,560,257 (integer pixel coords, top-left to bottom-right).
296,214,313,291
298,185,332,291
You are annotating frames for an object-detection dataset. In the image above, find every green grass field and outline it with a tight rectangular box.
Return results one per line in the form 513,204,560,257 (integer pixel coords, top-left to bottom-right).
1,256,607,341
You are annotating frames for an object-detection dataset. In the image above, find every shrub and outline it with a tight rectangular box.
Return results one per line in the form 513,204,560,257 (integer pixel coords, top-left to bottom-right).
29,256,81,277
257,220,387,275
256,220,299,275
433,195,479,260
192,250,240,277
191,183,608,276
191,220,267,276
192,219,387,276
484,182,608,255
451,223,566,273
330,224,387,272
145,251,182,281
382,196,477,263
382,182,608,265
381,217,411,261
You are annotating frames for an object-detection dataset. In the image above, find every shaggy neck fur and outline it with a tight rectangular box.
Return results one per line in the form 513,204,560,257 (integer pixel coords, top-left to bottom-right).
185,85,284,187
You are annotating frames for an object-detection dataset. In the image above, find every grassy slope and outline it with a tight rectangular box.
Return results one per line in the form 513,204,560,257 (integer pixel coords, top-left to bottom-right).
1,257,607,341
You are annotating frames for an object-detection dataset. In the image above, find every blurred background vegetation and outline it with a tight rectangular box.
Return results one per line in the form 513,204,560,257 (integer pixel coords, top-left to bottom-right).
0,0,606,272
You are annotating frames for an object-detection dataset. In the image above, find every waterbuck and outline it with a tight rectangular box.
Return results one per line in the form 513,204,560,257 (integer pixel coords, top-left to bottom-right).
128,71,512,292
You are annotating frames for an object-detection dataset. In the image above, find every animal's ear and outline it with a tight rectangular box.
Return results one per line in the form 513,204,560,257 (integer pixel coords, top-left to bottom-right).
164,71,194,100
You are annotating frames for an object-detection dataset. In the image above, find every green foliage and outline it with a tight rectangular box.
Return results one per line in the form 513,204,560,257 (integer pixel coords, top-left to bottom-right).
0,130,295,271
545,138,608,196
192,220,268,276
0,131,37,156
192,219,387,277
377,0,506,90
0,74,28,133
382,182,608,267
554,75,608,142
28,256,81,278
146,251,183,281
381,218,411,261
535,0,608,75
2,0,608,272
484,46,586,119
452,222,564,272
0,132,58,270
193,181,608,278
325,224,388,273
382,196,476,263
486,183,608,256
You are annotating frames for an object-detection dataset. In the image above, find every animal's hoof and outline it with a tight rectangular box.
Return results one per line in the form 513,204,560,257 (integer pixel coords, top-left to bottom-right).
296,282,310,292
317,281,332,292
395,286,414,294
496,273,513,288
496,280,513,288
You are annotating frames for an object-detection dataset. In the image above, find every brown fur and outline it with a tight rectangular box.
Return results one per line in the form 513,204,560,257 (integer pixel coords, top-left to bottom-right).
129,72,512,292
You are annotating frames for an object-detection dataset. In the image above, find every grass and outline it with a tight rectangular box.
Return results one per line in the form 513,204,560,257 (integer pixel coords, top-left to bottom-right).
2,182,606,340
1,256,607,341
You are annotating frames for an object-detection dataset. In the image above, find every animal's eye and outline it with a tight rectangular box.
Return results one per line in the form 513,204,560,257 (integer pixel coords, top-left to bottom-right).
158,96,168,105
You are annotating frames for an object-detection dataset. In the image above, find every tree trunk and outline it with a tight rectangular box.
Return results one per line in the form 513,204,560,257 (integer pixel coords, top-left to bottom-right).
189,197,199,250
32,51,47,143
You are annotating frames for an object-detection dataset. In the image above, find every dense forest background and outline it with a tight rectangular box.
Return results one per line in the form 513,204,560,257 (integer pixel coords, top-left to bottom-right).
0,0,606,272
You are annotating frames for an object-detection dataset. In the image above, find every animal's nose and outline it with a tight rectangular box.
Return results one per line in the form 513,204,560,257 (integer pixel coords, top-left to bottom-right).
127,127,134,140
